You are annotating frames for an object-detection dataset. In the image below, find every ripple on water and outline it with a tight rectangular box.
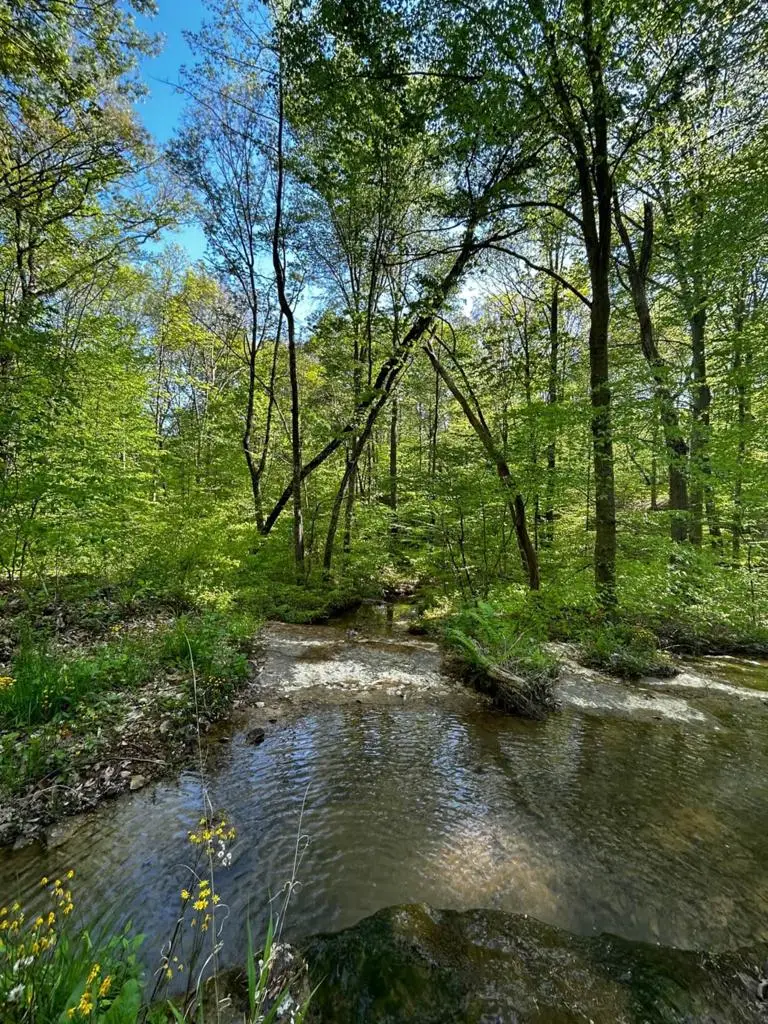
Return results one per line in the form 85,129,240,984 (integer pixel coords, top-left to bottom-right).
1,631,767,974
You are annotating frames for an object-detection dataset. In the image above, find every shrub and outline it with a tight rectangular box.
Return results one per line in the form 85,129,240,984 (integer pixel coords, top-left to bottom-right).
579,623,677,679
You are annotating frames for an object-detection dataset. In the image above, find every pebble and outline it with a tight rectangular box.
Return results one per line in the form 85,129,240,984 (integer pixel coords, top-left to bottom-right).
245,727,266,746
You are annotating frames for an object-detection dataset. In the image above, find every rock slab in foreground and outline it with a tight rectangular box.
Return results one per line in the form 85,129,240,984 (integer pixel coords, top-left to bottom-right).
302,904,768,1023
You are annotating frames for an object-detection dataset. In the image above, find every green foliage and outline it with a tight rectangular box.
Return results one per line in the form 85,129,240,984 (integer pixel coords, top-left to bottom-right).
444,601,558,683
440,600,560,717
0,612,256,730
0,874,144,1024
579,624,677,680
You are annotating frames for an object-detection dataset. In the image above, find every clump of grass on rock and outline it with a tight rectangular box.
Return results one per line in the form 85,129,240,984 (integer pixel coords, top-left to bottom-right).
443,602,560,718
579,623,677,680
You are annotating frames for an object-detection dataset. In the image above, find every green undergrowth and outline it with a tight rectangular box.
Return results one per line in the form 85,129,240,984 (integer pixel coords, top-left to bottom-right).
235,543,384,624
420,548,768,691
0,608,259,811
241,578,366,625
578,623,677,679
0,612,256,730
437,594,679,685
438,601,560,717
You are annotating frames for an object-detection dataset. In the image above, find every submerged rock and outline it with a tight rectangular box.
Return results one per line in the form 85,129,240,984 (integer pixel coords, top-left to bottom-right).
245,726,266,745
302,904,768,1023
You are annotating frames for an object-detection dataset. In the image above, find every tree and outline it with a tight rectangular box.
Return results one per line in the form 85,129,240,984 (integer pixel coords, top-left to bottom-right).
424,339,540,589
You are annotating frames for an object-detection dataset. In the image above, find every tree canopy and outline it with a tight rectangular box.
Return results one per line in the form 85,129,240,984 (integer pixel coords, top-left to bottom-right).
1,0,767,644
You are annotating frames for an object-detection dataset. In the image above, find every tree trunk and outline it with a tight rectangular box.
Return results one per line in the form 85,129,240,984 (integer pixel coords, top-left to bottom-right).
322,396,387,573
342,449,355,553
271,53,304,578
389,395,398,540
731,287,751,563
543,283,559,547
543,0,617,604
613,199,688,541
243,316,279,532
588,283,617,601
424,343,540,590
689,303,721,548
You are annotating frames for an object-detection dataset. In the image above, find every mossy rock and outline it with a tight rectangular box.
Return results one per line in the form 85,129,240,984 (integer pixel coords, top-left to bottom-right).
302,904,768,1023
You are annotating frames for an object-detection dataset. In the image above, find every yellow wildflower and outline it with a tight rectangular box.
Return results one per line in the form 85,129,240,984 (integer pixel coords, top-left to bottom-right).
67,1009,76,1020
35,916,44,928
66,870,75,880
180,889,190,901
77,991,93,1015
98,975,112,998
0,907,6,916
40,878,48,887
87,963,101,985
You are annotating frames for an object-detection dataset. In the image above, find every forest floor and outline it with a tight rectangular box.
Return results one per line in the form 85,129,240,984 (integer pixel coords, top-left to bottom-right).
0,588,261,846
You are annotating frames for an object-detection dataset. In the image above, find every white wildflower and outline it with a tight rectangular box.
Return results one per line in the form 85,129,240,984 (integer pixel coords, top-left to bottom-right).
7,984,24,1003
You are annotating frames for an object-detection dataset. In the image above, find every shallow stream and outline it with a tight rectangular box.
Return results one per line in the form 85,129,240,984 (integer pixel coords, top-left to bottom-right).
1,603,767,972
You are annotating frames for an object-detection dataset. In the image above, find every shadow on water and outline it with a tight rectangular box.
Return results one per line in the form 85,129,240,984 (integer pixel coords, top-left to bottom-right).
1,610,767,978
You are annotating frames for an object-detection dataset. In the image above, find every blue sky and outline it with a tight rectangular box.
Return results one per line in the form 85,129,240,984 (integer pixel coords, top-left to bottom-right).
132,1,322,323
136,0,208,260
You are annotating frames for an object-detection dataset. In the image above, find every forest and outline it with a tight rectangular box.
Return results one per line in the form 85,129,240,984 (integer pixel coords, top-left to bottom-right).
1,0,767,1021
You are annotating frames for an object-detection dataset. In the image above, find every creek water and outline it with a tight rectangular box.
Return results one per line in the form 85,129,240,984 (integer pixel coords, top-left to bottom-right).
1,603,767,975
